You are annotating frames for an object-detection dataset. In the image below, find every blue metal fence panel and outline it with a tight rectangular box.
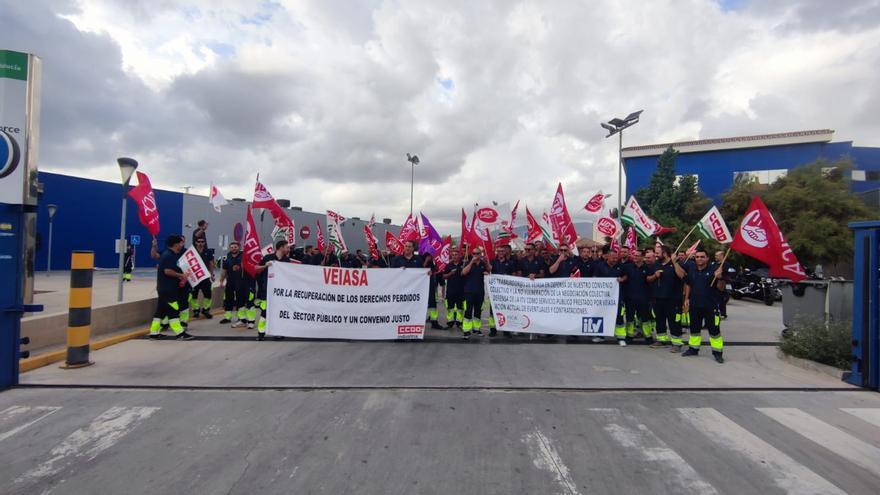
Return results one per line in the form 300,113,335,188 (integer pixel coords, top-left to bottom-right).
849,221,880,389
34,172,184,270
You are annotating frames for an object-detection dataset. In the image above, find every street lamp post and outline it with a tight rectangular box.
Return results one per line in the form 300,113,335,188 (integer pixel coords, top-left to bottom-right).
406,153,419,217
116,157,138,302
601,110,643,217
46,204,57,276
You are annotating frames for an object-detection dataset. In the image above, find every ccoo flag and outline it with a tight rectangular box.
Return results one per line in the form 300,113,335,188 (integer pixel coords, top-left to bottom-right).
326,210,348,256
620,196,658,238
698,206,733,244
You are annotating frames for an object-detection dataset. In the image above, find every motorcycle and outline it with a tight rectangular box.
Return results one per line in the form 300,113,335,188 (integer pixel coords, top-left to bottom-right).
727,268,783,306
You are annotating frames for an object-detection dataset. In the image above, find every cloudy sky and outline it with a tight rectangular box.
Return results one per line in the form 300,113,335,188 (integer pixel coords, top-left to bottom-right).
3,0,879,232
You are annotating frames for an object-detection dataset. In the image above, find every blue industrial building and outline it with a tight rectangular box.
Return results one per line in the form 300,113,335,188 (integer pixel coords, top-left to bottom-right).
622,129,880,203
34,172,401,271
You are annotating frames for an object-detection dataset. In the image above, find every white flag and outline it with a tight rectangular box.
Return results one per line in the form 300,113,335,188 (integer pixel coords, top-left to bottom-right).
177,245,211,286
326,210,348,255
209,184,228,213
698,206,733,244
620,196,658,238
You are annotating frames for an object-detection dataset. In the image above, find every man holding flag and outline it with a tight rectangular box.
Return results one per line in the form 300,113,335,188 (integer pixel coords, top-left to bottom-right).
674,247,726,363
253,239,292,340
148,235,194,341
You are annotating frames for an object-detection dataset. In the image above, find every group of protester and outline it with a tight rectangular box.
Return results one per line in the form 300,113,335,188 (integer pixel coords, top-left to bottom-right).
148,219,733,363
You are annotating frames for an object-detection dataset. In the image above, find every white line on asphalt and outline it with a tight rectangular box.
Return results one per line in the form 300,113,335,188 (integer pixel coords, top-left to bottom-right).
678,408,846,495
590,408,718,495
841,408,880,429
0,406,62,443
15,406,160,484
521,428,582,495
758,407,880,478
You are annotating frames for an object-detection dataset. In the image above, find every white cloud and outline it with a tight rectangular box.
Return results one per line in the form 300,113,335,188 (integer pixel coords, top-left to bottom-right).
3,0,879,233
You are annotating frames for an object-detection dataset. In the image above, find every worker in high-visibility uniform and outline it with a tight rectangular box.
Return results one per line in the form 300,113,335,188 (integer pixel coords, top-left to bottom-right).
647,245,680,350
592,245,628,346
674,247,725,363
489,244,519,337
423,252,443,329
219,241,248,326
253,239,292,340
149,235,194,340
461,246,491,339
189,237,215,319
622,248,654,343
442,248,465,329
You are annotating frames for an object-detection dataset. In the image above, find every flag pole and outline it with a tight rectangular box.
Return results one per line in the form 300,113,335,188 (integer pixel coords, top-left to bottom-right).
674,223,699,253
710,246,733,286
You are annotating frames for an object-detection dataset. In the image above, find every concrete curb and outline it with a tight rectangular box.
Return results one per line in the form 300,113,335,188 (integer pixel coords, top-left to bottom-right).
20,308,225,373
776,349,846,381
19,328,150,373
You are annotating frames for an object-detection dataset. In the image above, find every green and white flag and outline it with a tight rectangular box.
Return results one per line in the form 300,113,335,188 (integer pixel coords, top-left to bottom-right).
697,206,733,244
620,196,657,238
326,210,348,256
540,211,559,249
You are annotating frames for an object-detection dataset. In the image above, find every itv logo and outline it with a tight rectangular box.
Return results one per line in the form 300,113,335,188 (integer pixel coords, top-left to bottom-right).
581,317,604,334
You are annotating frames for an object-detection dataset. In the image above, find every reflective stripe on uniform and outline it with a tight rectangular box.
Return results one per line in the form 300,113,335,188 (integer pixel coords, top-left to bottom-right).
710,335,723,351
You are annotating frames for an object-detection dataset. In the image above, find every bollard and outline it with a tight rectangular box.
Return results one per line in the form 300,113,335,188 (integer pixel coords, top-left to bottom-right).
62,250,95,369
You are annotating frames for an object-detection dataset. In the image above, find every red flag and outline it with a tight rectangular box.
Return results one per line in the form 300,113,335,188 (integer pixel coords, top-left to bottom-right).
548,183,578,247
436,236,452,272
482,228,495,262
243,206,262,278
398,214,420,243
315,219,325,252
610,238,621,254
364,226,379,260
731,196,806,282
253,181,294,243
460,208,472,247
570,267,581,278
127,172,160,236
583,191,610,214
385,230,404,255
652,222,677,236
685,240,700,258
625,226,637,250
526,207,542,244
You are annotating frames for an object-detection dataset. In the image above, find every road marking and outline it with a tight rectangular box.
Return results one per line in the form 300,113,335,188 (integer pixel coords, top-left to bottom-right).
0,406,62,443
678,408,846,495
521,428,582,495
15,406,160,484
590,408,718,494
841,408,880,429
758,407,880,478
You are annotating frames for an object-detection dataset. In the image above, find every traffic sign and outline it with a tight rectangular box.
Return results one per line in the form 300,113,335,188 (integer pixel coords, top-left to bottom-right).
130,234,141,246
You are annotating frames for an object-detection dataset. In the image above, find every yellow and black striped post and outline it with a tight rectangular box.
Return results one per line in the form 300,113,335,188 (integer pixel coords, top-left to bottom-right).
62,250,95,369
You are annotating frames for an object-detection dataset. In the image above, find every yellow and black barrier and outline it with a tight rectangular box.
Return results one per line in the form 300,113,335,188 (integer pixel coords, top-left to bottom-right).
62,250,94,369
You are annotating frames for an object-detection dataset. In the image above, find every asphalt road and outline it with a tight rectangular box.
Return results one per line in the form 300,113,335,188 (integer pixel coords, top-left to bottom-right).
4,300,878,494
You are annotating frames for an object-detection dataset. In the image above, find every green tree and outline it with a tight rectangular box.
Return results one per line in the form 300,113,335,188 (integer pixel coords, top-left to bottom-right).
719,159,878,272
633,145,714,249
764,160,876,270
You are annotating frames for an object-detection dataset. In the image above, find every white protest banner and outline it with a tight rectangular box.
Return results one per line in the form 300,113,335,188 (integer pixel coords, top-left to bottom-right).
177,245,211,286
486,275,619,336
267,263,429,340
